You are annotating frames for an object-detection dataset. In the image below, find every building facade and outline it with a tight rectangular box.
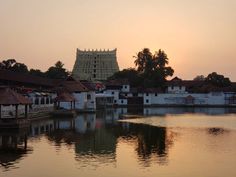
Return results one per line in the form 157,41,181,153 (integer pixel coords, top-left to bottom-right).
72,48,119,81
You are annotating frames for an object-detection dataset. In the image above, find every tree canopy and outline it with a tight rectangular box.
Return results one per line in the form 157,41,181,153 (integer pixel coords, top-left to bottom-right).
0,59,69,80
205,72,231,87
110,48,174,87
45,61,69,79
0,59,28,73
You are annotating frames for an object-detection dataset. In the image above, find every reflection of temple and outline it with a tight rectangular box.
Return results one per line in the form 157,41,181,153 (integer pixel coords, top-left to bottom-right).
0,128,32,171
45,109,175,166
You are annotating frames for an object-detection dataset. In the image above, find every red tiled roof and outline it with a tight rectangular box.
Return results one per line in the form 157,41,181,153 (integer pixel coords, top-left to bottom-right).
57,80,89,93
54,92,76,102
0,87,32,105
81,81,96,91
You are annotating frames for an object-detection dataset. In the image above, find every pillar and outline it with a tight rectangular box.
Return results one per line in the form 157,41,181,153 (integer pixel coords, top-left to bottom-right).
15,105,18,118
25,105,28,118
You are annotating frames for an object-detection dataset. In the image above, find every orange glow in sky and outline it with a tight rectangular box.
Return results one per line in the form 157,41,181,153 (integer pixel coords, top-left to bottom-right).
0,0,236,80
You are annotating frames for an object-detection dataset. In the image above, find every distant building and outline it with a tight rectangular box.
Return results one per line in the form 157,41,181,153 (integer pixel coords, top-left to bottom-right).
72,48,119,81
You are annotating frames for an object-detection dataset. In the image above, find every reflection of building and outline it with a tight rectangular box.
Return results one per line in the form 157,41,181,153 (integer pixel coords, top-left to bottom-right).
143,107,236,116
30,119,54,136
72,49,119,81
74,114,96,133
0,128,32,170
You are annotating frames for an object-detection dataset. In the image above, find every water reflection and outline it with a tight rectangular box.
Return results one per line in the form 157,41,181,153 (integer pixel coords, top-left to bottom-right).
0,128,32,171
208,128,228,135
0,108,236,177
143,107,236,116
119,124,173,166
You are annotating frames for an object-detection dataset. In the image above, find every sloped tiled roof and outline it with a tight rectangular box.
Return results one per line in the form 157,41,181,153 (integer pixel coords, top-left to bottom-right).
54,92,76,102
0,69,58,87
57,80,89,93
0,87,32,105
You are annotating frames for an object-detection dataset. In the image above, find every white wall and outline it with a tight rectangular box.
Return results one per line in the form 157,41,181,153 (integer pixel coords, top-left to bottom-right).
73,92,87,110
167,86,186,93
86,91,96,110
104,90,119,104
60,92,88,110
144,92,227,106
74,114,96,133
121,84,130,92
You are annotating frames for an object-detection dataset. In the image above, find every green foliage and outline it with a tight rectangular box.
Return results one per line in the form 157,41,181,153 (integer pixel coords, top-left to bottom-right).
205,72,231,87
45,61,69,79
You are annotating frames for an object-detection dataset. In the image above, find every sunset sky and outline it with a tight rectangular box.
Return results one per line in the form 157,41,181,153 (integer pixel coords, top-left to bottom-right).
0,0,236,80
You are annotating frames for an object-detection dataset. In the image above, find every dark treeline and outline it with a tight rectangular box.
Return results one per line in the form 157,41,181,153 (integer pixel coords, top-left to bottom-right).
0,48,233,88
109,48,174,88
109,48,233,89
0,59,69,79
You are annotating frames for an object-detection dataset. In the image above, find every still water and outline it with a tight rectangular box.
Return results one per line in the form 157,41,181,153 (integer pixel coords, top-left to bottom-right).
1,108,236,177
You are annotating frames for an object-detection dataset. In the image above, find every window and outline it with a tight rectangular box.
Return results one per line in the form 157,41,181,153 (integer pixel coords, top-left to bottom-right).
125,93,127,96
146,93,149,96
121,100,124,104
50,97,53,104
87,94,91,100
112,91,114,95
46,97,50,104
124,85,127,89
171,86,174,90
114,100,117,103
35,98,39,105
180,86,182,90
155,93,158,96
94,69,96,73
41,98,45,104
93,74,96,78
146,99,149,103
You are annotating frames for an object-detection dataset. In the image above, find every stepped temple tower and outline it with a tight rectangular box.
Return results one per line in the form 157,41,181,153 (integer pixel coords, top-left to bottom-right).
72,48,119,81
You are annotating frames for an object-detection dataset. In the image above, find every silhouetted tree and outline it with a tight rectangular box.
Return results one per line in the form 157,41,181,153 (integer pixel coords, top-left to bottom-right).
205,72,231,87
0,59,28,73
45,61,69,79
193,75,205,81
134,48,153,73
154,49,169,68
133,48,174,87
108,68,142,87
29,69,45,77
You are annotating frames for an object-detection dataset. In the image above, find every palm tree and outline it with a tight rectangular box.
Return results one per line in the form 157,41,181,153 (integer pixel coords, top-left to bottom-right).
154,49,169,68
134,48,153,73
